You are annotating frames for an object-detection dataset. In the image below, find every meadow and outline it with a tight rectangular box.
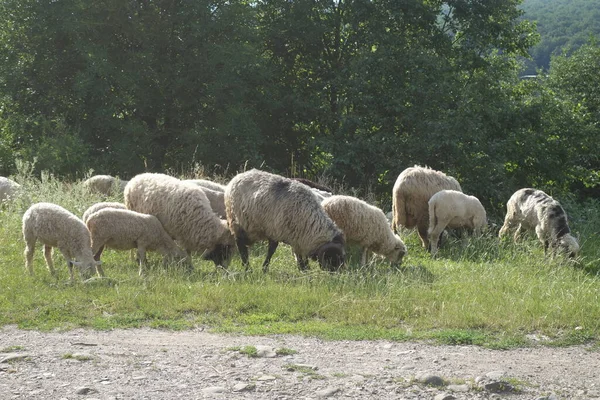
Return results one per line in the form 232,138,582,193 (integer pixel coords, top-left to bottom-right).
1,167,599,350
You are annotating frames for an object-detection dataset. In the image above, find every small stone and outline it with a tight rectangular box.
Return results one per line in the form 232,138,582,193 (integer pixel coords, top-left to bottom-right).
233,383,255,392
257,375,277,381
255,345,277,358
447,384,469,392
416,372,445,387
315,387,340,398
75,387,97,395
0,353,30,363
434,394,456,400
293,363,318,370
485,370,506,380
202,386,225,394
483,381,514,393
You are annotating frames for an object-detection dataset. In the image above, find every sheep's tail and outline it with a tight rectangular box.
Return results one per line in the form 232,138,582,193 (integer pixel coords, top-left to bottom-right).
428,200,437,235
392,193,407,233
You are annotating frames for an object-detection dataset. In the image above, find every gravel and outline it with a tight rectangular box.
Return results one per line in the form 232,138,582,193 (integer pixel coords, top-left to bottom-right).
1,325,599,399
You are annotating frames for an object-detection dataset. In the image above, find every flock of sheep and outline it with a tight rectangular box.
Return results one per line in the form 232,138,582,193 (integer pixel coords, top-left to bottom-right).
1,165,580,281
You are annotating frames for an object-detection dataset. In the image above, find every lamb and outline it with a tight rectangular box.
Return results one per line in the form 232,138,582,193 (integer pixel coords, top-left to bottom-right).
22,202,101,280
184,178,226,193
183,181,227,218
0,176,21,203
225,169,345,272
427,190,487,256
124,173,235,268
83,175,129,196
321,195,407,266
82,202,127,224
392,165,462,249
86,208,187,276
498,188,579,258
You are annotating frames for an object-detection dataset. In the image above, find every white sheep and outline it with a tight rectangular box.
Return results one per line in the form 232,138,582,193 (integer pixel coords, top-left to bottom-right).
427,190,487,256
86,208,187,276
0,176,21,203
499,188,579,258
183,181,227,218
184,178,226,193
321,195,407,266
392,165,462,249
82,202,127,224
225,169,345,272
22,202,101,280
124,173,235,268
83,175,129,196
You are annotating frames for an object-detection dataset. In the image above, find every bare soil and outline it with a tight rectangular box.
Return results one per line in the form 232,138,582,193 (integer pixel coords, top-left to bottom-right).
1,325,598,399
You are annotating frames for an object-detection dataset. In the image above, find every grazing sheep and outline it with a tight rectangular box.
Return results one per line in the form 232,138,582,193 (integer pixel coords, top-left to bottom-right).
83,175,129,196
124,173,235,268
0,177,21,203
321,195,407,266
291,177,334,194
427,190,487,256
22,202,100,280
184,181,227,218
225,169,345,272
310,188,333,203
82,202,127,224
392,165,462,249
86,208,187,276
184,178,226,193
499,188,579,258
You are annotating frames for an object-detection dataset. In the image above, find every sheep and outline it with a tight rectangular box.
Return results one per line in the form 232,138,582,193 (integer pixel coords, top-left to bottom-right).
86,208,187,276
321,195,407,266
225,169,345,272
83,175,129,196
291,177,334,194
184,178,226,193
82,202,127,224
392,165,462,249
22,202,101,280
0,176,21,203
183,181,227,218
427,190,487,256
124,173,235,268
498,188,579,258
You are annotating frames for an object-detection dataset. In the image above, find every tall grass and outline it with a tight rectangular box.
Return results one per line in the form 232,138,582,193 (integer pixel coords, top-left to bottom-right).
1,169,599,348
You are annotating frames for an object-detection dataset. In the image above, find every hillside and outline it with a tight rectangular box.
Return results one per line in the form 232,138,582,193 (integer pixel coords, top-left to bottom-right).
520,0,600,73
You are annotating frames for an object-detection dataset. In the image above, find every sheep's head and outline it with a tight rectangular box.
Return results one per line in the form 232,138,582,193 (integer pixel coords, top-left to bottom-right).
203,244,235,268
71,258,100,279
311,234,345,271
388,236,407,266
557,234,580,258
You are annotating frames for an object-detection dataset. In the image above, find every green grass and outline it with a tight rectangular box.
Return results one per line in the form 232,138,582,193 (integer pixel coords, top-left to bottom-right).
1,171,600,348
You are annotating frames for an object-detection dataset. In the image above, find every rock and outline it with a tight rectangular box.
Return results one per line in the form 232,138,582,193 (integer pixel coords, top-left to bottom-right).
257,375,277,381
315,387,340,398
233,383,255,392
485,370,507,380
74,386,97,395
447,384,469,392
202,386,226,394
255,345,277,358
434,394,456,400
415,372,445,387
482,381,515,393
535,394,559,400
0,353,30,363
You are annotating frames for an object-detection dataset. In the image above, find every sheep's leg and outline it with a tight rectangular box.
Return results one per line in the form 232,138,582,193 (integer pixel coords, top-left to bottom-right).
498,218,513,238
137,247,147,276
360,248,369,266
418,224,430,249
262,240,279,273
92,244,104,262
23,237,36,276
513,223,523,243
44,245,56,276
428,223,445,257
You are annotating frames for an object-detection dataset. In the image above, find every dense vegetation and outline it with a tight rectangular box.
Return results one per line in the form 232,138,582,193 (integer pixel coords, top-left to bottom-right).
0,0,598,217
520,0,600,73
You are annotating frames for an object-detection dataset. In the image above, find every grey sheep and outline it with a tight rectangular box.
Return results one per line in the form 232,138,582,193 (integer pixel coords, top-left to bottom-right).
124,173,235,268
225,169,345,272
321,195,407,266
184,181,227,218
86,208,187,276
392,165,462,249
499,188,579,258
22,202,101,280
83,175,129,196
427,190,487,256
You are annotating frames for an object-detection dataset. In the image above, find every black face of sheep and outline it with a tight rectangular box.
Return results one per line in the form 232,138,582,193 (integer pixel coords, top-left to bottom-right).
203,244,234,268
311,235,346,271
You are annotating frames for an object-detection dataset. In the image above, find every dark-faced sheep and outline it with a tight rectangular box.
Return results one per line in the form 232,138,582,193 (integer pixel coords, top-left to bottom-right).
499,188,579,258
392,165,462,249
124,173,235,268
427,190,487,256
225,169,345,272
